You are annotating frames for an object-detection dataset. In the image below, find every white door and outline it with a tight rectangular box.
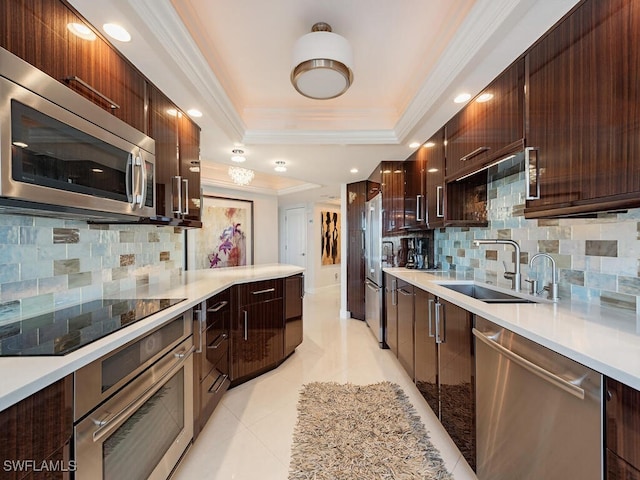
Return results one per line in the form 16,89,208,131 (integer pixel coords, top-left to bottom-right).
284,207,307,268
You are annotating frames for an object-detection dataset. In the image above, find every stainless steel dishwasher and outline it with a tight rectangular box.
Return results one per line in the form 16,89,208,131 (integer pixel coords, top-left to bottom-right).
473,316,602,480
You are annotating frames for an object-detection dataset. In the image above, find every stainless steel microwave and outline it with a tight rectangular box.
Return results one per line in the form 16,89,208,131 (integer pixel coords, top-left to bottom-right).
0,47,155,220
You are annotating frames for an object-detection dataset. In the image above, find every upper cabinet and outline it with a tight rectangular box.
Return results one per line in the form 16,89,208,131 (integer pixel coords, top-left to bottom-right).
524,0,640,218
0,0,146,133
148,85,202,224
445,58,525,181
380,161,405,235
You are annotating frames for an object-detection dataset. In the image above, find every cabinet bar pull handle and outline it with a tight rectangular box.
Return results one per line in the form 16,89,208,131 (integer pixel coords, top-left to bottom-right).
207,333,228,350
472,328,585,399
138,154,147,208
208,373,229,394
126,153,135,208
207,300,228,313
398,288,412,296
182,178,189,215
243,310,248,340
416,194,424,221
460,146,490,162
195,307,205,353
436,185,444,218
252,288,275,295
525,146,540,200
392,279,397,306
172,176,182,214
428,299,435,338
63,76,120,109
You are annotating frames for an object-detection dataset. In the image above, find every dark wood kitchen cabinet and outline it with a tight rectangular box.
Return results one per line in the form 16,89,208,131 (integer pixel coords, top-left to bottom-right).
396,280,415,379
414,288,439,416
445,58,525,181
148,85,202,224
193,289,231,440
346,181,368,320
403,153,423,229
384,273,398,354
0,375,73,480
284,273,304,357
380,161,405,235
606,377,640,479
423,128,446,229
524,0,640,218
0,0,146,132
437,298,475,470
231,279,284,385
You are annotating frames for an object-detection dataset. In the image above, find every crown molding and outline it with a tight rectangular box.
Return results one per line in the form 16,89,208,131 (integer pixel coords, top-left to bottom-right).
243,129,399,145
126,0,246,141
394,0,526,143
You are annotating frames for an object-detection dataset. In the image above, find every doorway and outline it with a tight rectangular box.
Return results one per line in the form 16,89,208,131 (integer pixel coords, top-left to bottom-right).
283,207,307,269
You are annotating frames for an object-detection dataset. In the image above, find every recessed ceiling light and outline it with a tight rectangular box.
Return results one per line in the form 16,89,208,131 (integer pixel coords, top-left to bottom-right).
67,23,96,41
166,108,178,117
409,142,421,149
423,142,436,148
103,23,131,42
187,109,202,118
454,93,471,103
476,93,494,103
231,149,246,163
350,168,358,173
274,161,287,172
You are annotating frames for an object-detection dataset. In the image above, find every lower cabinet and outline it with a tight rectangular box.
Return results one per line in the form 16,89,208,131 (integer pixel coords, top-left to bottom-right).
397,280,415,380
285,274,304,357
0,375,73,480
606,377,640,479
414,288,476,471
193,288,231,439
231,279,285,385
384,273,398,354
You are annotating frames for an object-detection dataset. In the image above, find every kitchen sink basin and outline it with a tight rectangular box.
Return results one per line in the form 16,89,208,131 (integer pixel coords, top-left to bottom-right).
439,283,535,303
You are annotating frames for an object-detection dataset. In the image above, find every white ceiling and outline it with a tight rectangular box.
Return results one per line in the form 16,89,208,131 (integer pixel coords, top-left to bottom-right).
68,0,579,206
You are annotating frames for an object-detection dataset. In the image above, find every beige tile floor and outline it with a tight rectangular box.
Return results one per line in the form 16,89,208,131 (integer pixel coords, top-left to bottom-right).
173,285,477,480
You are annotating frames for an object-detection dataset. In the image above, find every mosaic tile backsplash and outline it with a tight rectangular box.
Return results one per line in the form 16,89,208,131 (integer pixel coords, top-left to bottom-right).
435,157,640,313
0,215,184,325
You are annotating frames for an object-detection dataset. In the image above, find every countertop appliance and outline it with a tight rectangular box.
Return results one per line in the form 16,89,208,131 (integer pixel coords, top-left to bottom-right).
0,298,185,356
364,193,384,346
74,310,193,480
474,316,602,480
0,47,155,220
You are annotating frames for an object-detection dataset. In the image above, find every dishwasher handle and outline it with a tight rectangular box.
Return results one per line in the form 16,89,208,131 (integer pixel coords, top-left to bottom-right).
472,328,585,400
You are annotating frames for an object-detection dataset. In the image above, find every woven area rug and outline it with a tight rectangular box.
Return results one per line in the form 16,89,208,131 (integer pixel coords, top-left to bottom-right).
288,381,453,480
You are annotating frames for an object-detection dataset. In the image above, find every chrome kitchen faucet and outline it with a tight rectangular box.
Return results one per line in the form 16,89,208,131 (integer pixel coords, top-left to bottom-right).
474,239,522,292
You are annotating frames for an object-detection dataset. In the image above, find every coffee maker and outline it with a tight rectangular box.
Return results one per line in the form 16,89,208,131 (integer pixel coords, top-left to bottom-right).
403,238,417,269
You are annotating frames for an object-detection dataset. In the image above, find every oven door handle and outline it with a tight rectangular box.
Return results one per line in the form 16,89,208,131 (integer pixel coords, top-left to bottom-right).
91,345,194,443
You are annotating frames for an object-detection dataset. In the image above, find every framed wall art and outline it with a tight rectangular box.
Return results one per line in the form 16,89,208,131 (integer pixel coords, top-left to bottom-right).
186,196,254,270
320,210,340,265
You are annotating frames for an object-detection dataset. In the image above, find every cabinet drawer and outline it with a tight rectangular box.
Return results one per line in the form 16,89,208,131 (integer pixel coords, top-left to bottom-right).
206,290,230,330
607,449,640,480
198,365,230,431
235,279,283,306
204,329,229,370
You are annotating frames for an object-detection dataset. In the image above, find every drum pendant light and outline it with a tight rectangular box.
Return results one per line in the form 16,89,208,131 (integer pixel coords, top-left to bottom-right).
291,22,354,100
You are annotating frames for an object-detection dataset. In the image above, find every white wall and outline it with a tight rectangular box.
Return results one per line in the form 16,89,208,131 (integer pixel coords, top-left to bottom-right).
201,185,279,265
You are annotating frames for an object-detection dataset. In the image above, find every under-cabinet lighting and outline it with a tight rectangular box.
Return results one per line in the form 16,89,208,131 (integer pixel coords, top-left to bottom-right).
103,23,131,42
67,23,96,41
455,154,517,181
454,93,471,103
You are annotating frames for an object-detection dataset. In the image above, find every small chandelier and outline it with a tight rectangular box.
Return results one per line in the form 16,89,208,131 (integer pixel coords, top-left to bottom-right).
228,166,254,186
291,22,354,100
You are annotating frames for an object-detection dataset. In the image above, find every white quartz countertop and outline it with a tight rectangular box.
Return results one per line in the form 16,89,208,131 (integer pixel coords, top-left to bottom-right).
0,264,304,412
384,267,640,391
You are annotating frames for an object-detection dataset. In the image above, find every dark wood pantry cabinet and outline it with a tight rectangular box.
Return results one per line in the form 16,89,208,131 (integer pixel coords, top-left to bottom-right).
346,181,368,320
380,161,405,235
0,0,147,132
524,0,640,217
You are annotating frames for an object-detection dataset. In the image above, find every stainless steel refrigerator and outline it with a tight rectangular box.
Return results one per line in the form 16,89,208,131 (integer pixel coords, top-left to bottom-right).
364,193,384,347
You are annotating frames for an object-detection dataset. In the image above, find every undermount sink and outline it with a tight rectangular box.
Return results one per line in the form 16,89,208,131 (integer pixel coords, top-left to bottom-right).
439,283,536,303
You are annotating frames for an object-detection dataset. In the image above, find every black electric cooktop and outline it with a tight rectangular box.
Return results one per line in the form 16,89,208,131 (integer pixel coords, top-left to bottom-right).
0,298,186,356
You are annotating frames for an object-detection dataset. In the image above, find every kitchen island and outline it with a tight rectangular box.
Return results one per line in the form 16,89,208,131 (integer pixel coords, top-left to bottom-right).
0,263,304,412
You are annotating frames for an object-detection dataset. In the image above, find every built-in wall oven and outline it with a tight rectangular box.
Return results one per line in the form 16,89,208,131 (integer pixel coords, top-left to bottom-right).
74,310,193,480
0,47,155,220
